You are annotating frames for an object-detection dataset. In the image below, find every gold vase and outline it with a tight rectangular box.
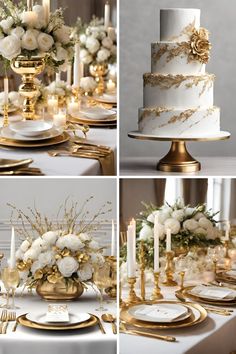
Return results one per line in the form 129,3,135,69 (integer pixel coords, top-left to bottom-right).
36,279,84,301
11,56,45,120
89,64,108,95
104,256,117,298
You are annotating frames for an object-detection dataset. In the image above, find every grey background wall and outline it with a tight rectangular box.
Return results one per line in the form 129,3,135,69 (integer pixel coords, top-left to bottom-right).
120,0,235,158
0,178,116,260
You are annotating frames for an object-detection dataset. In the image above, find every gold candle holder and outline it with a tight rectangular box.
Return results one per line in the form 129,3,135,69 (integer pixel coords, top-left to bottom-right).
89,64,108,95
213,258,218,279
139,241,146,301
104,255,117,298
162,251,177,286
179,271,185,290
3,103,9,127
224,240,231,271
119,280,126,308
150,272,163,300
126,277,141,305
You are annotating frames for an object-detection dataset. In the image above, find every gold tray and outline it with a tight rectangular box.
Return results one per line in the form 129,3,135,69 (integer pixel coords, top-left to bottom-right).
0,132,70,148
0,158,33,170
120,301,207,330
176,286,236,306
17,313,98,331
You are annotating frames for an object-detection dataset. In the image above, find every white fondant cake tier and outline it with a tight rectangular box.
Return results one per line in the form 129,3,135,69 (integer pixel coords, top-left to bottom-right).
151,42,206,75
143,73,214,109
138,106,220,137
160,8,200,42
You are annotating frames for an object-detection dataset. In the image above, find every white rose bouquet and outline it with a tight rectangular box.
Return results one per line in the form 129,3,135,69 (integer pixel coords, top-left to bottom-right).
0,91,23,110
44,80,72,98
74,16,116,66
10,197,111,289
0,0,74,71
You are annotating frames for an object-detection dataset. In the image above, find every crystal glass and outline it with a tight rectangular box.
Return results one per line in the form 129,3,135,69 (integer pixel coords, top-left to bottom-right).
47,94,58,115
67,95,80,115
93,262,111,312
1,267,20,309
53,107,67,128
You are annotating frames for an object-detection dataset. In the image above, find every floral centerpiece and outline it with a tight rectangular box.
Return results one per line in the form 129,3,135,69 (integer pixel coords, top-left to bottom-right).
0,91,22,110
10,197,111,300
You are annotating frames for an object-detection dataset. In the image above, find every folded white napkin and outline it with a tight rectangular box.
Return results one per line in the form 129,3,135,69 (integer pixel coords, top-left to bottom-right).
45,304,69,323
135,305,185,320
192,286,234,299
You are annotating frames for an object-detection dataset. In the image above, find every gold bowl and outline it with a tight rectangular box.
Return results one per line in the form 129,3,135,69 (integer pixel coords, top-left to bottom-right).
36,279,84,301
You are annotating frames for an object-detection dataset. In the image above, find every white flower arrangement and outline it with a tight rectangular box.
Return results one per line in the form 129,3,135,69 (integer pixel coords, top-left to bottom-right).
0,91,23,109
74,16,116,66
80,76,97,93
44,80,72,98
0,0,74,71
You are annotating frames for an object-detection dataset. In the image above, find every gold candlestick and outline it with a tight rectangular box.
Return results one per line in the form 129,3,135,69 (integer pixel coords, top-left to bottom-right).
119,280,126,308
224,240,231,271
3,104,9,127
105,255,117,298
150,272,163,300
139,241,146,301
179,271,185,290
162,251,177,286
126,277,141,304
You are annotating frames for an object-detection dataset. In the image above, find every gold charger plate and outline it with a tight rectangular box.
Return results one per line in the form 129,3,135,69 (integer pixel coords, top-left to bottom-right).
0,158,33,170
0,132,70,148
17,313,98,331
69,117,116,128
216,272,236,285
176,286,236,306
120,301,207,330
70,115,117,125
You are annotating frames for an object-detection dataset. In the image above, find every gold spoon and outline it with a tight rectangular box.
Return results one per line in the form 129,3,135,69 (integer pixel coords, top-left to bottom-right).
101,313,117,334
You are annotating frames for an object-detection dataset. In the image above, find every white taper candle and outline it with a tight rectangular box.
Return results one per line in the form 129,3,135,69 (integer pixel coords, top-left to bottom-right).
66,64,72,86
43,0,50,24
127,220,136,277
73,43,81,88
10,226,16,269
166,228,171,252
111,219,115,256
4,77,8,105
225,221,230,240
154,212,160,272
104,1,110,28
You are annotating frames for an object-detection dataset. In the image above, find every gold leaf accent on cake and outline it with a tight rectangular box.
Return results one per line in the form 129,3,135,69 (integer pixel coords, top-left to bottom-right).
168,19,196,41
151,44,169,61
189,28,211,64
139,107,172,121
179,106,217,135
159,108,198,127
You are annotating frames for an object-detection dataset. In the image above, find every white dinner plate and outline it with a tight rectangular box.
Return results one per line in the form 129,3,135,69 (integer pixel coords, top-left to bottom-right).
10,121,53,137
79,107,116,120
128,303,190,323
26,312,91,326
1,126,64,142
94,94,117,104
190,285,236,301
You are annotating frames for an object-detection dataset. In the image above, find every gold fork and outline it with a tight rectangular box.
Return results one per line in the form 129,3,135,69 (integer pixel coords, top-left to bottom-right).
10,312,17,332
0,310,7,334
2,310,8,334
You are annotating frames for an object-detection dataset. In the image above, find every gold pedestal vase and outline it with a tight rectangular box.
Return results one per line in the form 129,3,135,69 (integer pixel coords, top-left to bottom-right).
89,64,108,95
36,278,84,301
11,56,45,120
105,256,117,298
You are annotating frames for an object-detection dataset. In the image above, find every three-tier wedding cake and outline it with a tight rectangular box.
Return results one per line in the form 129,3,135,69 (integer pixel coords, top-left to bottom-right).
138,8,220,137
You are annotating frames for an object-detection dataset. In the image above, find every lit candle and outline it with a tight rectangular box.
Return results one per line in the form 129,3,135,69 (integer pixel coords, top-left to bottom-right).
166,228,171,252
104,1,110,28
127,219,136,277
4,77,8,105
154,212,160,272
73,43,81,88
111,219,115,256
55,72,61,82
27,0,33,10
66,64,72,86
10,226,15,269
53,109,67,127
43,0,50,24
67,96,80,114
106,79,116,92
47,95,58,114
225,221,230,240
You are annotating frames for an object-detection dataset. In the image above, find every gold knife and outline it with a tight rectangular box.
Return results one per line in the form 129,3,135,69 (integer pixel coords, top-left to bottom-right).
120,329,176,342
93,315,106,334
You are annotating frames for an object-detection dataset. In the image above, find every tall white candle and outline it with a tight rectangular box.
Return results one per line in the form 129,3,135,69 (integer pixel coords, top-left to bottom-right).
154,212,160,272
43,0,50,24
73,43,81,88
10,226,16,269
127,220,136,277
66,64,72,86
225,221,230,240
104,1,110,28
130,218,136,259
56,72,61,82
4,77,8,104
27,0,33,10
166,228,171,252
111,219,115,256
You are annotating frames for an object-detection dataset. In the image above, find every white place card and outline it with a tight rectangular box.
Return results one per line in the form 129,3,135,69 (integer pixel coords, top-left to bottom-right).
45,304,70,323
135,305,185,320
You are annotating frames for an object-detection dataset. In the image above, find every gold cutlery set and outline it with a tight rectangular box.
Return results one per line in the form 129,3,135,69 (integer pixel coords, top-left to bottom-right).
0,158,44,176
0,310,17,334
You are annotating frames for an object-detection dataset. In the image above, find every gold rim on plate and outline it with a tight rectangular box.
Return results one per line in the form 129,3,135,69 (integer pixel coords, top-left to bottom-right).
176,286,236,306
120,301,207,329
68,118,116,128
0,158,33,170
216,272,236,285
0,132,70,148
69,115,117,125
17,313,98,331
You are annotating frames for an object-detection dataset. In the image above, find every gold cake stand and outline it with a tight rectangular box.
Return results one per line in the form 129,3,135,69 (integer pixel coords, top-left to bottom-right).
128,131,230,173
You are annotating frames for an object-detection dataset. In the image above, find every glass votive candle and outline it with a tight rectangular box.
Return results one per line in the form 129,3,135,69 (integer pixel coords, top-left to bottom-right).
106,79,116,92
47,94,58,115
67,96,80,115
53,108,67,127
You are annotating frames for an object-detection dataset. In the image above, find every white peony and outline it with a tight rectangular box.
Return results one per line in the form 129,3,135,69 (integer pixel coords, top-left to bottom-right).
0,35,21,60
185,207,195,216
31,260,41,274
139,224,153,240
172,210,185,221
21,11,38,27
89,240,99,250
164,218,180,234
54,25,71,44
183,219,199,231
54,44,68,70
11,26,24,39
42,231,59,245
77,263,93,281
22,30,38,51
80,77,97,92
194,212,205,221
110,45,116,55
15,249,23,260
86,36,100,54
147,210,159,224
80,34,87,44
198,217,213,230
33,5,46,29
37,32,54,52
205,227,217,240
23,248,39,261
80,48,93,64
90,252,104,266
57,256,78,277
195,227,207,235
102,36,113,49
79,233,91,242
9,91,21,106
0,17,14,34
38,251,54,267
20,239,31,252
56,234,84,251
155,223,166,240
96,48,110,62
158,211,171,224
107,27,116,41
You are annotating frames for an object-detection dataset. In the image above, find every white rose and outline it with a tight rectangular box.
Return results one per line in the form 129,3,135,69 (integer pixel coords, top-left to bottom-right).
54,25,71,44
11,26,24,39
195,227,207,235
80,34,87,44
90,253,104,266
96,48,110,62
31,260,41,274
23,248,39,261
33,5,46,29
102,36,113,49
20,239,31,252
147,210,159,224
185,207,195,216
77,263,93,281
172,210,185,221
139,224,153,240
21,11,38,27
183,219,199,231
56,234,84,251
110,45,116,55
155,224,166,240
42,231,59,245
9,91,21,107
89,240,99,250
54,45,68,66
86,36,100,54
0,17,14,34
158,210,171,224
206,227,217,240
38,251,54,267
81,54,93,65
107,27,116,41
199,217,213,230
0,35,21,60
15,249,23,260
37,32,54,52
57,256,78,277
80,77,97,92
194,212,205,221
164,218,180,234
22,30,38,51
79,233,91,242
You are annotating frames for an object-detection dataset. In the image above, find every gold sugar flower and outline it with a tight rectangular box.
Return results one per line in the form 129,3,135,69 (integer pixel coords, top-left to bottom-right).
189,27,211,64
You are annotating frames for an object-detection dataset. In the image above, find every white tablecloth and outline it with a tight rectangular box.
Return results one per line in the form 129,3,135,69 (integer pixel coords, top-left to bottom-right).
0,118,116,175
0,288,117,354
120,286,236,354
